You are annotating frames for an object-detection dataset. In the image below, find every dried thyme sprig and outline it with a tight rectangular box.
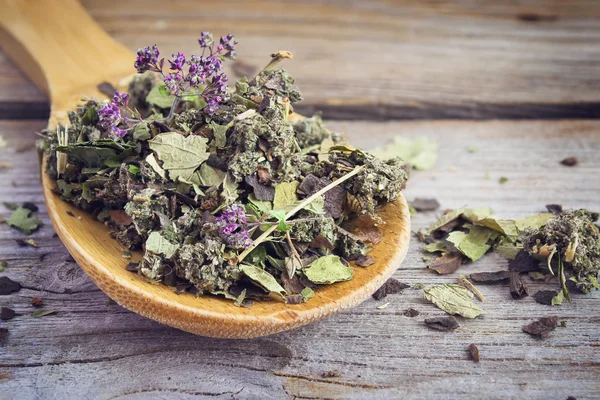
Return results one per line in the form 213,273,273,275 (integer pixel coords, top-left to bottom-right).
238,165,366,262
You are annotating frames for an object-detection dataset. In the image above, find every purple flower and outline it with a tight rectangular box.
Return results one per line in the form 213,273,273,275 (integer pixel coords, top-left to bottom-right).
112,91,129,107
219,34,238,59
164,72,184,96
134,45,161,73
168,52,186,71
110,125,128,139
198,32,213,48
98,103,121,130
215,204,253,249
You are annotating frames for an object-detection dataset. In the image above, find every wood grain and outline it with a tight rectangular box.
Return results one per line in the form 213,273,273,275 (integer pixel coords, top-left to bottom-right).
1,119,599,399
1,0,600,120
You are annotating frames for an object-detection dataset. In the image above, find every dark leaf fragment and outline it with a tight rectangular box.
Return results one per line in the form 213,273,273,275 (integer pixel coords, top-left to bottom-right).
469,270,510,284
425,316,459,331
545,204,563,215
244,174,275,201
309,234,335,251
298,174,345,218
522,316,558,338
125,262,140,272
411,198,440,212
0,307,16,320
468,343,480,362
372,278,410,300
66,210,75,217
508,250,539,273
280,274,305,295
534,290,559,306
21,202,39,212
355,255,375,267
0,277,21,295
404,308,420,317
560,156,578,166
428,253,464,275
0,328,8,342
109,210,133,226
31,297,43,307
509,270,529,300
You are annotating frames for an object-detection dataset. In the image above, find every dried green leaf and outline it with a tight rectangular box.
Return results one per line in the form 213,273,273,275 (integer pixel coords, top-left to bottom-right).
301,287,315,301
248,194,272,214
515,213,553,231
194,163,226,187
146,85,175,108
240,264,286,296
474,217,518,242
0,260,6,272
371,136,438,170
428,253,464,275
494,241,523,260
467,145,477,153
6,207,42,234
149,133,209,183
133,122,151,141
31,309,57,318
423,241,452,254
145,231,179,259
145,154,166,180
447,225,496,261
209,122,228,149
423,284,484,318
462,207,494,222
304,255,353,284
127,164,140,176
426,207,467,234
498,177,508,184
220,174,239,206
551,290,565,305
273,181,299,210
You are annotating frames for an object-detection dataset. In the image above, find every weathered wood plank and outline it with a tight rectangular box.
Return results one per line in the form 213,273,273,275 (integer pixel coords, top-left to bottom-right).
0,119,599,399
2,0,600,119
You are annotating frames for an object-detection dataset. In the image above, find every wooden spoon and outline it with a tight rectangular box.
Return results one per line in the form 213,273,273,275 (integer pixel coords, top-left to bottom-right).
0,0,411,338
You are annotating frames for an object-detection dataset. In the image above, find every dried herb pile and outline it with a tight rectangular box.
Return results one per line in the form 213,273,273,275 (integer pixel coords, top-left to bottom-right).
39,34,408,305
420,205,600,311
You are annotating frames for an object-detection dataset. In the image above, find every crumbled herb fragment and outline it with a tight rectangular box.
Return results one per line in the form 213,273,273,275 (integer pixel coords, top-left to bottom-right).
31,297,43,307
533,290,558,306
546,204,563,215
404,308,420,317
372,278,409,300
0,260,6,272
423,284,483,318
0,277,21,295
428,253,464,275
322,370,342,378
468,344,480,362
424,316,459,331
498,177,508,184
6,207,42,234
509,270,529,300
522,316,558,338
469,271,510,284
0,307,16,321
560,156,578,166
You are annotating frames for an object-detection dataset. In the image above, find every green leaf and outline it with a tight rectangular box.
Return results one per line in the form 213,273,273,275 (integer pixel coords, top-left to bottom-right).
370,136,438,170
220,174,239,206
145,231,179,259
423,284,484,318
240,264,286,296
6,207,42,234
81,107,98,125
192,163,226,187
426,207,467,234
56,140,136,168
447,225,496,261
248,194,272,214
246,245,267,266
473,217,518,242
158,84,168,96
127,164,140,176
273,181,299,210
210,122,228,149
515,213,553,231
462,207,494,222
301,287,315,301
494,241,523,260
148,132,209,183
145,154,166,180
304,255,353,284
423,241,452,254
146,85,174,108
551,289,565,305
133,122,151,141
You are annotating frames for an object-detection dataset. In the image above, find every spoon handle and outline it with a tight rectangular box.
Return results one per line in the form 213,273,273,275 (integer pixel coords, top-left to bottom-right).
0,0,133,108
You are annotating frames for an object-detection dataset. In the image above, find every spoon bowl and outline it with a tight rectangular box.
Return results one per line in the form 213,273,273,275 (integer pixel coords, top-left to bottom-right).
2,0,411,337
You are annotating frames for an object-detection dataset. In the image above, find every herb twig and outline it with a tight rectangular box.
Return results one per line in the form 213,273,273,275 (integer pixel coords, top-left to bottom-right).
238,165,365,262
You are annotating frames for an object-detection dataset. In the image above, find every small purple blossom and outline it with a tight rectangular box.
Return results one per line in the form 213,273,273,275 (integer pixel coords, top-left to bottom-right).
164,72,184,96
168,52,186,71
98,103,121,130
110,125,128,139
215,204,253,249
134,45,160,73
198,32,213,48
112,91,129,107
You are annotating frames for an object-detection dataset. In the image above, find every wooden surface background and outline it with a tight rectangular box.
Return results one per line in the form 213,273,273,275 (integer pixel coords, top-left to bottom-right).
1,1,599,399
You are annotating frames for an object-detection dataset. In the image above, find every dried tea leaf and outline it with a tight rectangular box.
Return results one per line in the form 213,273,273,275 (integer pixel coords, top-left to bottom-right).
447,225,496,261
133,122,151,141
146,84,175,108
534,290,558,305
498,177,508,184
273,181,299,210
551,289,565,306
522,316,558,338
468,344,480,362
529,271,546,281
425,316,460,331
467,145,478,153
0,307,16,321
509,270,529,300
209,121,228,149
195,163,226,187
301,287,315,301
462,207,494,222
16,238,38,248
404,308,420,317
355,255,375,267
148,133,209,183
468,271,509,284
508,250,540,273
423,241,452,254
423,284,484,318
309,234,335,250
345,214,383,244
245,175,275,201
494,241,523,260
145,231,179,259
304,255,353,284
6,207,42,234
411,198,440,212
31,309,57,318
426,207,466,234
474,217,518,242
240,264,286,296
0,259,6,272
145,153,166,180
377,302,390,309
109,210,132,226
515,213,553,231
546,204,563,216
371,136,438,170
428,253,464,275
31,297,43,307
560,156,578,166
372,278,409,300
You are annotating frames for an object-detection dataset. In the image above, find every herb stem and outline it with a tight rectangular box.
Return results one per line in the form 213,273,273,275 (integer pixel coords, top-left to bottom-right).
238,165,365,262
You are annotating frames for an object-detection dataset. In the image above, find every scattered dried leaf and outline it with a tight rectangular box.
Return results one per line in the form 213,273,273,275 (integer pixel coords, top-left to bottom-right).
372,278,410,300
31,297,43,307
411,198,440,212
546,204,563,215
423,284,483,318
355,255,375,267
109,210,133,226
509,270,529,300
425,316,459,331
0,277,21,295
522,316,558,338
468,344,480,362
508,250,540,273
533,290,558,306
560,156,578,167
404,308,420,317
428,253,464,275
322,370,342,378
0,307,16,321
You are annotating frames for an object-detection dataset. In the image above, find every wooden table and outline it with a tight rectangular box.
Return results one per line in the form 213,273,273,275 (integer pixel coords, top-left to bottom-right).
1,1,599,398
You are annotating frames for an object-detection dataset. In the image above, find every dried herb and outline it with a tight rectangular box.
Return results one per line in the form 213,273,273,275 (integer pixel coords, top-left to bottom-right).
6,207,42,234
0,328,8,342
469,271,510,284
0,277,21,295
0,260,6,272
546,204,563,215
560,156,578,166
428,253,464,275
371,136,438,170
468,344,480,362
322,370,341,378
31,297,43,307
0,307,16,321
522,316,558,338
31,309,57,318
410,198,440,212
423,284,483,318
404,308,420,317
304,255,353,285
372,278,409,300
498,177,508,184
509,270,529,299
424,316,459,331
508,250,540,273
533,290,558,306
355,255,375,267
